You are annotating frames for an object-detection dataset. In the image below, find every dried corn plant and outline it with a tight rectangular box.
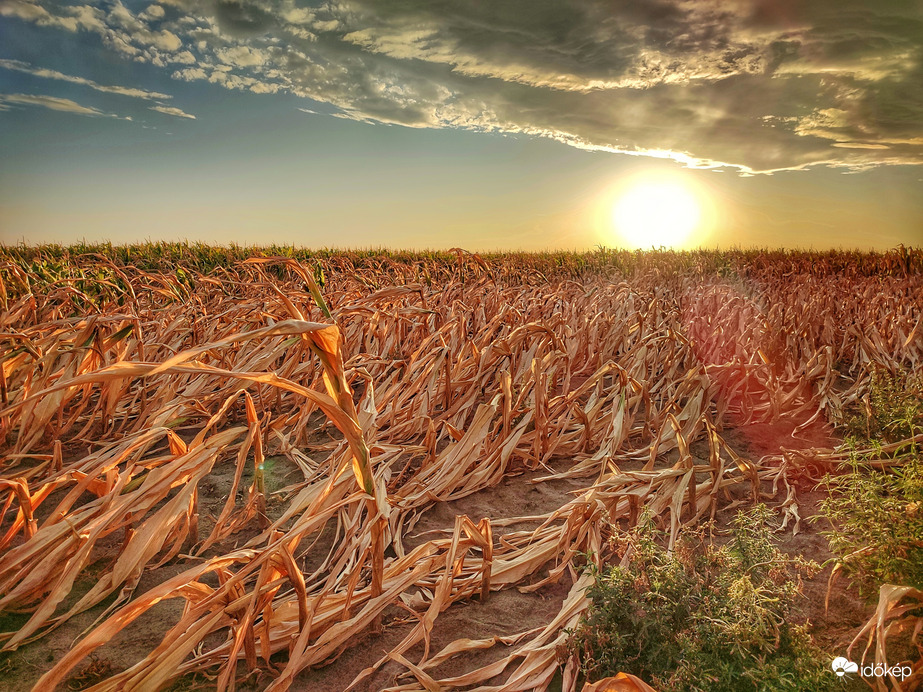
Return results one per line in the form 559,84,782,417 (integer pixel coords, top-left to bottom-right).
0,246,920,691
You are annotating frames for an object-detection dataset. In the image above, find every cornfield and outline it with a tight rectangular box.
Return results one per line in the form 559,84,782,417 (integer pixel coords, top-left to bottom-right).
0,245,920,691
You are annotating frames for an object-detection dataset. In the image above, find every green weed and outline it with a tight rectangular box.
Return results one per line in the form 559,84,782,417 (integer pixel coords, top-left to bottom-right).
821,365,923,593
563,507,835,691
820,454,923,594
843,368,923,449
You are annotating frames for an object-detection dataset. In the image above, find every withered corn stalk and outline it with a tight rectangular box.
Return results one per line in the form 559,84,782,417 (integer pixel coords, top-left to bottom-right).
0,248,920,691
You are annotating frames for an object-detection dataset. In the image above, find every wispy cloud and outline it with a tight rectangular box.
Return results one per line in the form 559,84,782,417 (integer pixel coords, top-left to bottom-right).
149,104,196,119
3,0,922,172
0,58,173,101
0,92,127,119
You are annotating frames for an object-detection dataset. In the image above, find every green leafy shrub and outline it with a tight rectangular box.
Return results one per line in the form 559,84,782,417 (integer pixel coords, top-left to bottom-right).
843,368,923,448
823,365,923,593
820,454,923,593
563,507,835,691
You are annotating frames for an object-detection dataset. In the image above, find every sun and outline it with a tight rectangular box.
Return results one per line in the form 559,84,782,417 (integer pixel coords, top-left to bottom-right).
611,176,706,249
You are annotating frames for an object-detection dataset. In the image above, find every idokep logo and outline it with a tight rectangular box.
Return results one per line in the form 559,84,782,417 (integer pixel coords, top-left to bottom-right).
831,657,858,677
832,656,914,682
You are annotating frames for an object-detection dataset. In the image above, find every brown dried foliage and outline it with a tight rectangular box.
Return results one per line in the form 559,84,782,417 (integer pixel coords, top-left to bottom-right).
0,248,920,691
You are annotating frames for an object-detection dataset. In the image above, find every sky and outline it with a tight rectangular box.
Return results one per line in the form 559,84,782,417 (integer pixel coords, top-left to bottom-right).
0,0,921,251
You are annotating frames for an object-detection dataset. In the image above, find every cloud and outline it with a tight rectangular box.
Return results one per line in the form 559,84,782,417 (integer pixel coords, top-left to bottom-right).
4,0,922,172
0,58,173,100
149,104,196,119
140,4,166,21
0,0,79,31
0,92,125,118
215,45,270,68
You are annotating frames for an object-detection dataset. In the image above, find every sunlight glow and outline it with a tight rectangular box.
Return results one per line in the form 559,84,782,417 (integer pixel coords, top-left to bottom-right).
610,175,708,249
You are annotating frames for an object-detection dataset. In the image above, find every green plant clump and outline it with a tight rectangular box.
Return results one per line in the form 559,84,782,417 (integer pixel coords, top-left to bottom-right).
820,454,923,593
563,507,836,691
823,365,923,592
843,368,923,447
